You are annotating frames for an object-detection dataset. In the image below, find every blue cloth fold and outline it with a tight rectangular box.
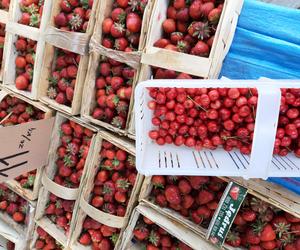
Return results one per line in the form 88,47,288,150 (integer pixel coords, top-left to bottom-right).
220,0,300,194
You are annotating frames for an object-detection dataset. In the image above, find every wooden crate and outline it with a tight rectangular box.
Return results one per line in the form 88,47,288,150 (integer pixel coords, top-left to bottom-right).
39,43,89,115
78,129,142,229
42,112,98,200
142,0,244,78
222,177,300,218
89,0,155,68
44,0,99,56
0,219,26,250
119,203,217,250
35,186,79,248
81,52,140,136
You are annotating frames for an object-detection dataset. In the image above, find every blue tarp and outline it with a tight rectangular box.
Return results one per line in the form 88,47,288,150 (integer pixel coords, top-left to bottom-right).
220,0,300,194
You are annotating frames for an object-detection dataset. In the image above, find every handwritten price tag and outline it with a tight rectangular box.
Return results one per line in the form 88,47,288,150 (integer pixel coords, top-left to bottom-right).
0,117,55,181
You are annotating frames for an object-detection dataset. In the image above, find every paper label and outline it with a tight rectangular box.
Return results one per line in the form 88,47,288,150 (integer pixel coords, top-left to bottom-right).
206,182,248,248
0,117,55,181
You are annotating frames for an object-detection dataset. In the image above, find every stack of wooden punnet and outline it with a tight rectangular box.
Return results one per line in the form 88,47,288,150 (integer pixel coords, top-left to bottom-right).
0,0,299,250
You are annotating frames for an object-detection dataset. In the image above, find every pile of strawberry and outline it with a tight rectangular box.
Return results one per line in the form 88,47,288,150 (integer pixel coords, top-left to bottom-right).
78,216,120,249
15,170,36,190
0,95,45,125
0,23,5,69
101,0,148,51
35,226,63,250
0,184,29,224
154,0,223,57
226,195,300,250
150,176,225,228
133,215,192,250
53,120,93,188
14,36,36,91
89,140,137,217
0,0,9,10
152,67,197,79
18,0,44,28
6,241,15,250
45,193,75,233
274,88,300,157
47,48,80,106
54,0,94,32
92,57,135,129
148,87,258,155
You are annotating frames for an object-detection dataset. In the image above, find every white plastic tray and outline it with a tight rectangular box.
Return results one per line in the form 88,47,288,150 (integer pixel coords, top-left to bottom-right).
135,79,300,179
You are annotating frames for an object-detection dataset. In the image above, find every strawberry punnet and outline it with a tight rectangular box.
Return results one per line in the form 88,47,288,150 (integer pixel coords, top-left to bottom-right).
77,216,120,249
54,0,94,33
154,0,224,57
14,36,37,92
88,140,137,217
35,226,63,249
18,0,44,28
0,183,29,224
92,57,135,129
0,23,5,70
226,194,300,249
47,48,80,106
133,215,192,249
44,193,75,234
150,176,226,227
0,0,10,10
101,0,148,51
52,120,93,188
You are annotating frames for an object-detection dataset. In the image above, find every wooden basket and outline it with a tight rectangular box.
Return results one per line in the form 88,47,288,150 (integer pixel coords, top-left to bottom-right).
119,203,217,250
78,130,143,229
39,43,89,115
81,52,140,136
142,0,244,78
0,88,53,200
89,0,154,69
69,201,123,250
44,0,99,56
29,224,66,250
9,0,52,31
0,23,8,81
35,185,81,248
2,24,46,100
42,112,98,201
0,188,36,247
0,218,27,250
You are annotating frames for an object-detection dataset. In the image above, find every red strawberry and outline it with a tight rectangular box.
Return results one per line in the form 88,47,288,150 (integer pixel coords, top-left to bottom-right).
198,190,214,205
165,185,181,205
229,186,240,200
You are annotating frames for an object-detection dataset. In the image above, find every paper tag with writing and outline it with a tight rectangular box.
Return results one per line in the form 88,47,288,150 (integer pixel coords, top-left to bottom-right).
0,117,55,181
206,182,248,248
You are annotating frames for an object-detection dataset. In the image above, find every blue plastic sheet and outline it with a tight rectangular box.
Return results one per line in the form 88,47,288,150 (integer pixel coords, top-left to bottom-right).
220,0,300,79
220,0,300,194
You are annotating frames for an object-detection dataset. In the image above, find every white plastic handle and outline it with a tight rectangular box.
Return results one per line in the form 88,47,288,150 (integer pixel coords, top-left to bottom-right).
248,85,281,179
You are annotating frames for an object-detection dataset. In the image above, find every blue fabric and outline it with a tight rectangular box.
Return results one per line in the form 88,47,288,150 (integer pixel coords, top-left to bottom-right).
220,0,300,193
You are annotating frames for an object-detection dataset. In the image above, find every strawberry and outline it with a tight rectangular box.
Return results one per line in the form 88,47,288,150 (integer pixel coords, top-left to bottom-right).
133,225,149,240
165,185,181,205
79,232,91,245
198,190,214,205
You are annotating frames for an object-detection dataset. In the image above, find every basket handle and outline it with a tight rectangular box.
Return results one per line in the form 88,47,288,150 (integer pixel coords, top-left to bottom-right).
248,85,281,179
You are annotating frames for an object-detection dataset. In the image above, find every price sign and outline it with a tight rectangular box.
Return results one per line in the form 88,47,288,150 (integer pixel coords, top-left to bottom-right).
0,117,55,181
